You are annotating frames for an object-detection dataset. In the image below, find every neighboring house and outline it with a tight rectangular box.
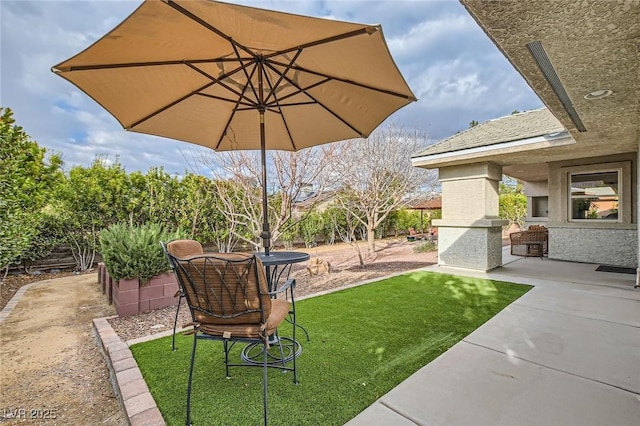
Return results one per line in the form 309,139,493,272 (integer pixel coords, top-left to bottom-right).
411,1,638,274
406,196,442,233
291,189,339,218
407,197,442,212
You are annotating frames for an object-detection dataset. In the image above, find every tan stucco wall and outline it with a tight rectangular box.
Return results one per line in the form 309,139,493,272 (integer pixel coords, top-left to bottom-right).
524,181,549,225
548,153,636,225
434,162,507,271
546,153,637,266
439,162,502,220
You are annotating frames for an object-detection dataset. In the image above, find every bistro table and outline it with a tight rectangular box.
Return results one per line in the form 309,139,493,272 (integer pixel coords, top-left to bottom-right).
256,251,310,291
241,251,310,365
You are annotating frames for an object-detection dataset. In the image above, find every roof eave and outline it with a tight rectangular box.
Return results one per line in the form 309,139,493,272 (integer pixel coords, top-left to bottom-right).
411,131,574,169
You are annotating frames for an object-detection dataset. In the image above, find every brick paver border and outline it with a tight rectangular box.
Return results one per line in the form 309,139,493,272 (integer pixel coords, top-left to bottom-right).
93,317,166,426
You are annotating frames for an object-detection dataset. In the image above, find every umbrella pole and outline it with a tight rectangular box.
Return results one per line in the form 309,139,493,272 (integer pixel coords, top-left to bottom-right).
259,109,271,256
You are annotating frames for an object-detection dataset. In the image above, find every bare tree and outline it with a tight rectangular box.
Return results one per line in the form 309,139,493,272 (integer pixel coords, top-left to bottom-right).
334,206,366,268
194,147,335,252
325,123,437,254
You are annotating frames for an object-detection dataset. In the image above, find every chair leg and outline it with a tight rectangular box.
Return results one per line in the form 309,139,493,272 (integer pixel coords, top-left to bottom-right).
274,332,287,370
294,320,311,343
263,341,268,426
292,312,298,385
186,335,198,426
172,294,183,351
223,340,231,377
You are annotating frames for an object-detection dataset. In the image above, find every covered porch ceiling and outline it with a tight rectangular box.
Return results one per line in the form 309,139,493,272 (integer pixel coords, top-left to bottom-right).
432,1,640,182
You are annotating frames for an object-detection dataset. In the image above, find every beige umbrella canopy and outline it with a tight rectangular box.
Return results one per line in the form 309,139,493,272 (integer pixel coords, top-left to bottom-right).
52,0,416,253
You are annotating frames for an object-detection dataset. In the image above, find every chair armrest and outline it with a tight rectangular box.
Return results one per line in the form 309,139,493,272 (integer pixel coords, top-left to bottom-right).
269,278,296,297
510,231,525,244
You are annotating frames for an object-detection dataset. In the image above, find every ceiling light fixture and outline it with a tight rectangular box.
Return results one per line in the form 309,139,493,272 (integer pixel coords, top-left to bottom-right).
584,89,613,100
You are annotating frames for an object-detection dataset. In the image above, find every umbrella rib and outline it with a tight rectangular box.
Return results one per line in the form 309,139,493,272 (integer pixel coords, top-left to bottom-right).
268,101,317,109
164,0,255,58
270,60,416,101
183,61,258,108
261,72,297,149
264,49,302,105
230,42,261,108
198,93,254,108
262,62,314,149
263,61,363,136
128,79,222,129
213,66,260,150
55,58,241,72
301,94,364,137
263,26,379,60
262,57,328,107
264,77,330,106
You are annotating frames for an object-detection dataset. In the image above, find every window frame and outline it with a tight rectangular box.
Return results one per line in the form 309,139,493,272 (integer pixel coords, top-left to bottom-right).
568,168,621,222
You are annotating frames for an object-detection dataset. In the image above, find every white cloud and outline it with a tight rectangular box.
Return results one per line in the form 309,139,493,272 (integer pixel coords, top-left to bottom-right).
413,59,489,107
1,0,542,172
388,13,472,56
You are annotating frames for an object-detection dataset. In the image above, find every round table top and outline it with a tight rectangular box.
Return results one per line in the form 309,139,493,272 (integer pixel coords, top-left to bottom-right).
256,251,310,266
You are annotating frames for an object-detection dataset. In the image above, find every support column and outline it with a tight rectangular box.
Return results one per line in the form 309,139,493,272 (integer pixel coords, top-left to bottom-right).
636,145,639,288
432,162,508,271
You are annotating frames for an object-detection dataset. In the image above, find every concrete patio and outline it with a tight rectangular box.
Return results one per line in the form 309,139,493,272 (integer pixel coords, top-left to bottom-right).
347,247,640,426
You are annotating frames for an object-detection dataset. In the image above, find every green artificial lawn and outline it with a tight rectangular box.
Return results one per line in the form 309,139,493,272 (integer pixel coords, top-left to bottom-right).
131,271,531,425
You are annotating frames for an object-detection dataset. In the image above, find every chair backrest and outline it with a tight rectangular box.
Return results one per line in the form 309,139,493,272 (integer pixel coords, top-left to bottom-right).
167,251,272,327
166,239,204,259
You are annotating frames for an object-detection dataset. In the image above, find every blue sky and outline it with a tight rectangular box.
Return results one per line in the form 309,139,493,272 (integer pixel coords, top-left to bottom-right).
1,0,543,174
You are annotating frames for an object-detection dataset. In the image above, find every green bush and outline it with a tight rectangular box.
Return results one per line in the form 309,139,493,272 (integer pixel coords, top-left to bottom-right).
299,211,324,248
99,222,183,283
413,240,437,253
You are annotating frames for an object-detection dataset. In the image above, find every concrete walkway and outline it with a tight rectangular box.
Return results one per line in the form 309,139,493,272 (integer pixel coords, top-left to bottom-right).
347,248,640,425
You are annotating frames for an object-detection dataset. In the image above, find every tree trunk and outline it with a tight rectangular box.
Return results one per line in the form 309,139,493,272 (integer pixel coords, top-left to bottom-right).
367,226,376,254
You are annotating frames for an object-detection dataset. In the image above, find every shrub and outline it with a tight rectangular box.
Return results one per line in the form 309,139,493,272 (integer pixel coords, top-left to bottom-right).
299,211,324,248
99,222,183,283
413,240,437,253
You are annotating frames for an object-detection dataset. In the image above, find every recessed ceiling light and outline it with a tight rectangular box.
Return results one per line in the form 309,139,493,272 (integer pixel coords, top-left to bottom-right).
584,89,613,100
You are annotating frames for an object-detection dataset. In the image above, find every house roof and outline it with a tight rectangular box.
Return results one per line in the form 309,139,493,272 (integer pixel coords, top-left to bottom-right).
412,1,638,182
411,107,574,181
412,108,564,158
408,197,442,210
292,189,338,210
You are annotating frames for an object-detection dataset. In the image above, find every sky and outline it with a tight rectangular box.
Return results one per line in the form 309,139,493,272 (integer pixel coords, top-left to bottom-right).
1,0,543,175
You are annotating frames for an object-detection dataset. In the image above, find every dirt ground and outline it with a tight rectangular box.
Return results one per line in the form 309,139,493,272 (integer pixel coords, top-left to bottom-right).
0,238,435,424
0,274,125,425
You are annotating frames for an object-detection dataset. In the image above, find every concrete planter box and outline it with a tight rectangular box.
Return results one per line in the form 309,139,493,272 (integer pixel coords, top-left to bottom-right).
112,271,178,317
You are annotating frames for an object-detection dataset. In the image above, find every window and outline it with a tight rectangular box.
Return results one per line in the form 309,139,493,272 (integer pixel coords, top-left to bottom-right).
569,170,619,221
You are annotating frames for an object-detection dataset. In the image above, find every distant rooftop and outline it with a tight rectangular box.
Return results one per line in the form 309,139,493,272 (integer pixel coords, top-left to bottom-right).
407,197,442,210
412,108,565,158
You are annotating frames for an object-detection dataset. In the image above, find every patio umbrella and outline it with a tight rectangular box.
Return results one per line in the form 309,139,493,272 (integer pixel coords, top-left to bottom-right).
52,0,416,255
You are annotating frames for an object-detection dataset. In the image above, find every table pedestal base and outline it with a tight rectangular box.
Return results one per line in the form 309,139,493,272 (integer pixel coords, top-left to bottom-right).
241,336,302,366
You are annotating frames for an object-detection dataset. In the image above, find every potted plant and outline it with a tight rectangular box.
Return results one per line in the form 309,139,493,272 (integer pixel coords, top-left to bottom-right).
99,222,183,317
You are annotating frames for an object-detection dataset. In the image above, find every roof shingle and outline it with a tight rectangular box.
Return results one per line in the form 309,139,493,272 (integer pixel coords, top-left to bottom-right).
412,108,565,158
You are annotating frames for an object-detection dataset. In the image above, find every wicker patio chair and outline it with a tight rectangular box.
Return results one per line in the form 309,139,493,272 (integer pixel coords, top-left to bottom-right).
164,245,298,426
510,226,548,257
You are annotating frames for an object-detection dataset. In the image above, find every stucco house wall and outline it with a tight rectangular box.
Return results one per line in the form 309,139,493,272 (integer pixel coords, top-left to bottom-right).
546,153,637,267
524,180,549,227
